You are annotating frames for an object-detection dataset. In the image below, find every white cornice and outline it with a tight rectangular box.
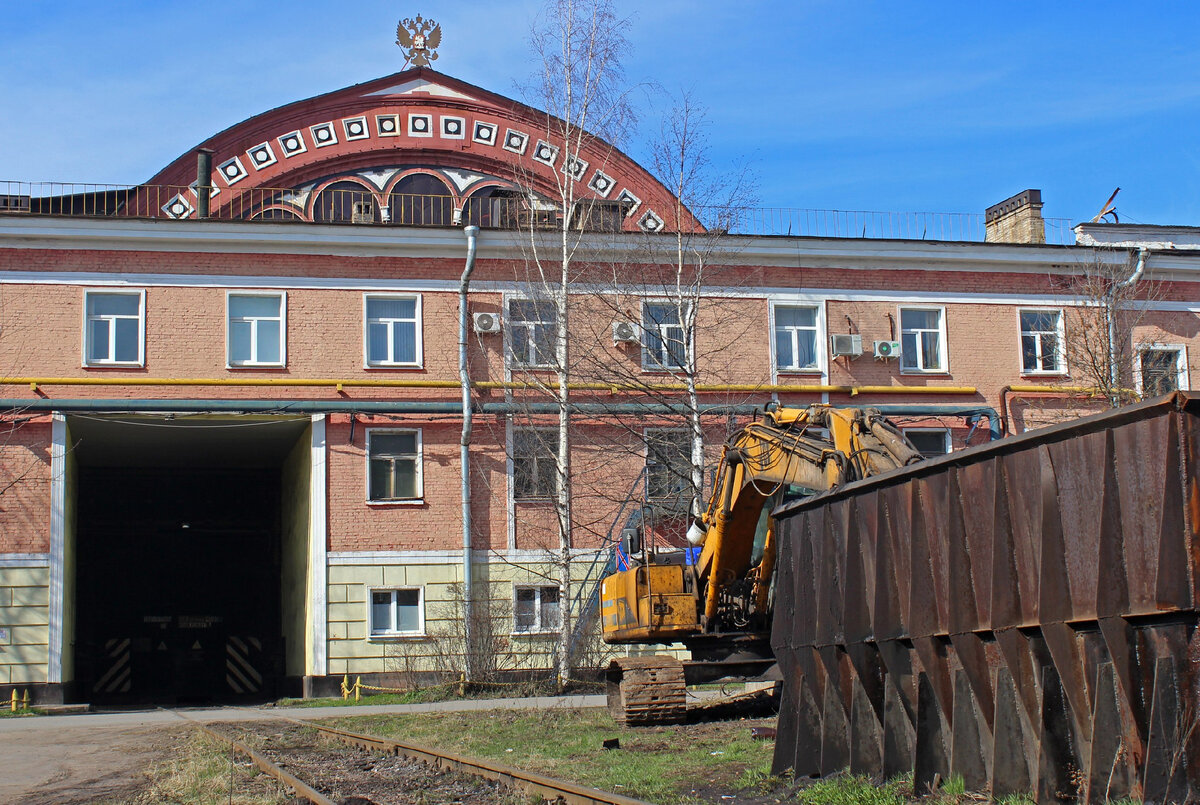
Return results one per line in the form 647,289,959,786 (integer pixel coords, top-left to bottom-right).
2,215,1200,279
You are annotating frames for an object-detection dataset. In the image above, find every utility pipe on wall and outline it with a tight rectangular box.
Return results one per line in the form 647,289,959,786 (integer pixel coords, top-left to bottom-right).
1107,247,1149,406
458,225,479,682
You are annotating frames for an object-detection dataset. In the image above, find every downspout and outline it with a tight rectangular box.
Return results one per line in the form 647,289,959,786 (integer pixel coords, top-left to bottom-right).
1107,247,1149,406
458,225,479,681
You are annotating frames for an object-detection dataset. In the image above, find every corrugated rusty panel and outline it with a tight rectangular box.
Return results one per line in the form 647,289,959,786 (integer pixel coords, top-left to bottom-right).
771,393,1200,802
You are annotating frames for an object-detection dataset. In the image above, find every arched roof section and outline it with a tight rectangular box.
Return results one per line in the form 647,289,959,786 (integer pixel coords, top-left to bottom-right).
145,67,698,233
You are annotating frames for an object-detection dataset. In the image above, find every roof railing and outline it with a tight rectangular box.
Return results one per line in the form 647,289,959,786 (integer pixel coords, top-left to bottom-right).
0,181,1077,244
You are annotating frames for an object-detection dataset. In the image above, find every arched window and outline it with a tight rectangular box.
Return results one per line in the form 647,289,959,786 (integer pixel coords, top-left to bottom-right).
388,174,454,227
312,180,379,224
462,185,523,229
250,207,302,222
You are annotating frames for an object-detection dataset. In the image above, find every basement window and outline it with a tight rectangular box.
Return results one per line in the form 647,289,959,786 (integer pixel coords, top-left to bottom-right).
369,588,424,637
902,428,952,458
367,429,423,502
227,292,285,367
84,290,145,366
514,585,560,633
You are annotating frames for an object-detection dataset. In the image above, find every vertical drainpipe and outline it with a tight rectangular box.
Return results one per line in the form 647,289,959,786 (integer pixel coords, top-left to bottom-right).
459,225,480,681
1108,247,1149,405
195,148,214,219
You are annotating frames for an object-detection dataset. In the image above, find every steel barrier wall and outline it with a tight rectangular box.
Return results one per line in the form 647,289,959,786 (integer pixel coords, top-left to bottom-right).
771,393,1200,803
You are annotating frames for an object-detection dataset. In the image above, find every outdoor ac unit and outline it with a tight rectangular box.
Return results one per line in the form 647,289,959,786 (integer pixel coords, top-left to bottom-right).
873,340,902,360
612,320,640,344
473,312,502,334
351,200,374,224
830,333,863,358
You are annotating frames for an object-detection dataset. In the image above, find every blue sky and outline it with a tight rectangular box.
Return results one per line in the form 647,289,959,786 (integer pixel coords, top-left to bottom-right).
3,1,1199,225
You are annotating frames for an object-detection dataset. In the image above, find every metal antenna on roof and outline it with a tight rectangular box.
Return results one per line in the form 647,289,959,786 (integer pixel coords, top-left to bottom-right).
1091,187,1120,223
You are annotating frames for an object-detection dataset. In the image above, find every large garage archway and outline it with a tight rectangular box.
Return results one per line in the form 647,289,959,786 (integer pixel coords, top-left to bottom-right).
67,414,313,705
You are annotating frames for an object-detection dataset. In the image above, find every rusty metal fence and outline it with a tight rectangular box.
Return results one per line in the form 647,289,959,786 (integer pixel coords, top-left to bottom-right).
0,181,1077,243
771,392,1200,803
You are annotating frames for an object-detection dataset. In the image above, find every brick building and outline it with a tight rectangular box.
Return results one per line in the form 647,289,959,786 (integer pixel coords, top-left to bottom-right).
1,66,1197,704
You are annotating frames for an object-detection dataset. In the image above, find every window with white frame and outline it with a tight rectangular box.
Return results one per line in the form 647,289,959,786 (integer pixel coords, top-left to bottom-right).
508,298,557,368
899,307,946,372
368,430,422,502
902,428,952,459
84,290,144,366
1019,309,1064,374
646,429,693,508
228,292,285,367
1138,346,1189,398
365,295,421,367
642,302,688,370
514,585,561,633
774,304,820,372
369,588,423,636
512,428,558,499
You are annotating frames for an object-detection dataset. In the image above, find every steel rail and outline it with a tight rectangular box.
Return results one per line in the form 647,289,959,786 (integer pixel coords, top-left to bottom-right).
180,718,337,805
277,715,653,805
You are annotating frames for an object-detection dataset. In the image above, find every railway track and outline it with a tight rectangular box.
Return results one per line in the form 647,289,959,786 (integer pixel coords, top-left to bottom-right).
177,710,652,805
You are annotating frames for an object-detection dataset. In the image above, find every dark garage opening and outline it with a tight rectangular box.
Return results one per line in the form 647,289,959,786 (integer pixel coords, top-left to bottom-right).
69,415,310,705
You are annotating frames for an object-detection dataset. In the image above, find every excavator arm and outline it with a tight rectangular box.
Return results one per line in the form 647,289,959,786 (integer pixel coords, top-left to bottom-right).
601,405,920,644
600,404,922,724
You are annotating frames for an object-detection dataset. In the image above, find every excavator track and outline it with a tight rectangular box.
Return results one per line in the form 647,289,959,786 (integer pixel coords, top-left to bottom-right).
605,656,687,726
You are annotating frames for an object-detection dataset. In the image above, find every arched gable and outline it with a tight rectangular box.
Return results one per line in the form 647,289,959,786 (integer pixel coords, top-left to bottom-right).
145,67,696,232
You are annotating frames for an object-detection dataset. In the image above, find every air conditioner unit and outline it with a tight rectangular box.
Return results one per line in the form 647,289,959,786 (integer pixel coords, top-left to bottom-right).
473,312,502,334
830,333,863,358
612,320,641,344
873,340,902,360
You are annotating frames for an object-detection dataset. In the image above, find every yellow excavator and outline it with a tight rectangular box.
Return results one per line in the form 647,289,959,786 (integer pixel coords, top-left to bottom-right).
600,404,923,724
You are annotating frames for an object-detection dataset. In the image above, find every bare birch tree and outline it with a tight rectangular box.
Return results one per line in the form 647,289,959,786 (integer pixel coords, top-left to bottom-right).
509,0,635,686
1060,247,1156,407
576,91,757,520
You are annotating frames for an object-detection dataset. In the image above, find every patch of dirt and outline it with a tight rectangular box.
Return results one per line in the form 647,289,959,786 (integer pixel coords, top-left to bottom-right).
2,724,188,805
219,720,528,805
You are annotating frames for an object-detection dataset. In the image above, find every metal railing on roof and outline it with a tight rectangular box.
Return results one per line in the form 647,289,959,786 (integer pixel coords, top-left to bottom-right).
0,181,1077,244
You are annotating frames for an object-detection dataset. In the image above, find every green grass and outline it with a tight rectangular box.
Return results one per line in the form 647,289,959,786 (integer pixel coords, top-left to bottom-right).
796,774,908,805
274,678,583,708
103,731,287,805
0,707,42,718
322,708,776,804
940,774,966,797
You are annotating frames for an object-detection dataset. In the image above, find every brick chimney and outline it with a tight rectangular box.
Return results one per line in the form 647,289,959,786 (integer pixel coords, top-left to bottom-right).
985,189,1045,244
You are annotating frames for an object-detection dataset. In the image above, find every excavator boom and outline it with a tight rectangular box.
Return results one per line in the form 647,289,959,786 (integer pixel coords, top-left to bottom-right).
600,404,920,724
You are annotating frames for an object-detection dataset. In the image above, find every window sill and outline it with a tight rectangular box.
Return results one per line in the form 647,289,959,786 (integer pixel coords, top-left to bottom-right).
226,363,287,370
898,369,950,376
776,368,823,375
83,362,145,370
511,630,560,637
368,632,427,641
367,499,426,507
1019,372,1069,380
514,496,555,504
364,363,425,371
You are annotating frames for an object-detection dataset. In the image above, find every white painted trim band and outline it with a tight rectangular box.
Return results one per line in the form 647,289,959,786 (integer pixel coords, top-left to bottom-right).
0,553,51,568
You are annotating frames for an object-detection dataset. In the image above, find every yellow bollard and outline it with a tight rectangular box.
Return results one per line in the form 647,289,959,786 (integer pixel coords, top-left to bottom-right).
458,672,466,697
341,674,350,700
9,690,16,713
21,690,29,710
354,676,361,702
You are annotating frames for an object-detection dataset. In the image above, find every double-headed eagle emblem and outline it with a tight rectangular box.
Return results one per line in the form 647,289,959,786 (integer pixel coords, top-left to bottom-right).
396,15,441,67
